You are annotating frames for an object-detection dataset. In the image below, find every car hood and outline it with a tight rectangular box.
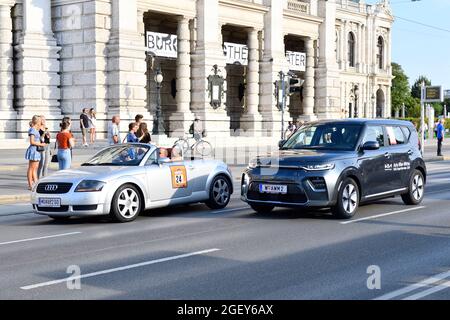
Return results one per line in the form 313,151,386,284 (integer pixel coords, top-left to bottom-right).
38,166,143,184
255,149,354,166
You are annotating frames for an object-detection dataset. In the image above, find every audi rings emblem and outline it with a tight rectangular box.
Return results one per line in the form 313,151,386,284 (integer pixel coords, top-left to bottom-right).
45,184,58,192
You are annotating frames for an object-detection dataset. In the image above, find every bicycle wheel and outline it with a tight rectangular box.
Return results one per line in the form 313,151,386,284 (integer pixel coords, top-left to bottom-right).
173,138,189,155
194,140,213,157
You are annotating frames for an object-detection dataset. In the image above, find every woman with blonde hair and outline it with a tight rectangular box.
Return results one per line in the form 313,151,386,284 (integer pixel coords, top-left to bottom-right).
88,108,97,144
37,116,51,178
25,115,46,190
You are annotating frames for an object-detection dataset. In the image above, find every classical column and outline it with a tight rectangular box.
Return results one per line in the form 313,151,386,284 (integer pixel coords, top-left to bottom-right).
15,0,61,138
259,0,289,136
240,28,262,136
315,0,341,119
190,0,230,137
301,38,317,121
168,16,194,137
0,1,15,139
107,0,152,136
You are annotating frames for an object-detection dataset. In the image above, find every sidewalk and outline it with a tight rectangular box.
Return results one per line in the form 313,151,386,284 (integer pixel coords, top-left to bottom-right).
0,139,449,205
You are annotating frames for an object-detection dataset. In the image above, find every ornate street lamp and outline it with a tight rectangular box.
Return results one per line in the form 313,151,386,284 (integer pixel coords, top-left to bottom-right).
371,93,376,118
152,68,165,135
353,85,359,118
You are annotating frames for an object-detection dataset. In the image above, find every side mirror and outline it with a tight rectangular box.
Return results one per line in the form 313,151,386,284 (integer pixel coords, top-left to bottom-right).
278,140,286,149
362,141,380,151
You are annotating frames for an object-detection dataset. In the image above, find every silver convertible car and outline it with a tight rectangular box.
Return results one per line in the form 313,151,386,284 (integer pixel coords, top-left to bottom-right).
31,144,233,222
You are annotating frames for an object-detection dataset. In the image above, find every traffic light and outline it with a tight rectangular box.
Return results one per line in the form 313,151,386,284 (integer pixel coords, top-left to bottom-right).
289,77,305,95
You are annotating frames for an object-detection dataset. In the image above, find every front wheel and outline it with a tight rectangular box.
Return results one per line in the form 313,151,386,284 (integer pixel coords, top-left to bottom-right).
110,184,142,223
401,170,425,205
205,176,231,209
194,140,213,157
332,178,359,219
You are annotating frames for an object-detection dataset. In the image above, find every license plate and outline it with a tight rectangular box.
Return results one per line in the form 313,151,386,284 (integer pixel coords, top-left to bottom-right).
259,184,288,194
38,198,61,208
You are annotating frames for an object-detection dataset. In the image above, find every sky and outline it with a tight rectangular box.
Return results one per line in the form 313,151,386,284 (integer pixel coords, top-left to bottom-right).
376,0,450,90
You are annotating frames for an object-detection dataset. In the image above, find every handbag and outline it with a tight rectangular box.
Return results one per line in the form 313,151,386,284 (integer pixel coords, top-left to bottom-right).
51,141,58,163
36,145,45,152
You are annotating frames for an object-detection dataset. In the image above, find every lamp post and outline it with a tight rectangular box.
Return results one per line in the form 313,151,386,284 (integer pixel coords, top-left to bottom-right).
353,85,359,118
153,68,165,135
371,93,376,118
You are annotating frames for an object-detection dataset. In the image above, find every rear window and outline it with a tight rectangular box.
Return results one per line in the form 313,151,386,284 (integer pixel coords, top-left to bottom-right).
386,126,406,146
401,126,412,141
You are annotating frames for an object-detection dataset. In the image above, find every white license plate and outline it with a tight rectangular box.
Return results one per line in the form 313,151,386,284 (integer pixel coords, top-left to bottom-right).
259,184,288,194
38,198,61,208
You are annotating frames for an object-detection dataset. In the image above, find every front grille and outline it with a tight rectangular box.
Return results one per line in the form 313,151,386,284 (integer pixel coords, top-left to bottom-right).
247,183,308,204
73,205,98,211
309,177,327,191
36,183,73,194
36,206,69,212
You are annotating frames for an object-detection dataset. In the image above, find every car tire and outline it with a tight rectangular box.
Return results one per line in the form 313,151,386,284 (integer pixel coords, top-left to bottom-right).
401,169,425,205
250,204,275,214
110,184,142,223
205,175,231,210
332,178,359,219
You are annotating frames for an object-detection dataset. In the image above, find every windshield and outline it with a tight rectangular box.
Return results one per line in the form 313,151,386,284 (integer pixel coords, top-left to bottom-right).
281,123,363,151
82,145,150,166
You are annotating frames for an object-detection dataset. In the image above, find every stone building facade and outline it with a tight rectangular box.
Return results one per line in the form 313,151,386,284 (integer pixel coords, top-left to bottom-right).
0,0,393,140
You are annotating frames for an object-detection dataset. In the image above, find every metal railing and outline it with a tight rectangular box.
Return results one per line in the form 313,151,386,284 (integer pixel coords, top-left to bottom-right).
287,0,310,15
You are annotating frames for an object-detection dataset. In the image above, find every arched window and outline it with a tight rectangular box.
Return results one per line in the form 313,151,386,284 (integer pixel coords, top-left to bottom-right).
348,32,355,67
377,36,384,69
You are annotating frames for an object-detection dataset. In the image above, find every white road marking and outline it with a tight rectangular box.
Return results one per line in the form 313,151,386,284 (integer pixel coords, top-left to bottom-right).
0,232,82,246
21,248,221,290
341,206,426,225
374,270,450,300
403,280,450,300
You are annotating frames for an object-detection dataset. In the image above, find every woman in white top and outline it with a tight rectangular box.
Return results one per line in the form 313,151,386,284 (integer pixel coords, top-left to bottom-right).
89,108,97,144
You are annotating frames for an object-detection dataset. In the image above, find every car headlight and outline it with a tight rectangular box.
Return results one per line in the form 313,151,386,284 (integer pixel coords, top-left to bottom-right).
75,180,106,192
301,164,335,171
248,159,259,169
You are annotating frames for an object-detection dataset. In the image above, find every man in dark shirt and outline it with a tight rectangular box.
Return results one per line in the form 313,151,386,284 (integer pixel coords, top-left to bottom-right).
80,108,90,147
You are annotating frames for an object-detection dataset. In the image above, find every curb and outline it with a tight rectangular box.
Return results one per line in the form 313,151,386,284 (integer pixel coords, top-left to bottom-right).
0,194,30,205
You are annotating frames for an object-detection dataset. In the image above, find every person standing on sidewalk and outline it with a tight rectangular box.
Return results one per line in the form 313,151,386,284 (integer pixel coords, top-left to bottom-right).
88,108,97,145
137,122,151,144
108,116,121,145
25,115,46,190
124,122,140,143
56,119,75,170
37,116,51,178
437,118,445,156
80,108,90,147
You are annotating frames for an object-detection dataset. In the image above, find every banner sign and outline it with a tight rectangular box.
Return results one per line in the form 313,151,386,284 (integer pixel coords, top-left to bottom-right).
424,86,443,103
444,89,450,100
146,31,177,58
223,42,249,66
286,51,306,72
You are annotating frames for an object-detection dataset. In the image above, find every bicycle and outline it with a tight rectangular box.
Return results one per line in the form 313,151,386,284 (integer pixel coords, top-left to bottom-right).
172,136,213,157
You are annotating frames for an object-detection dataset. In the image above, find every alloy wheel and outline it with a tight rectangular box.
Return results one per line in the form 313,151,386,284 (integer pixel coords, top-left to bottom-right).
212,178,230,206
117,188,140,218
342,183,358,214
411,174,424,201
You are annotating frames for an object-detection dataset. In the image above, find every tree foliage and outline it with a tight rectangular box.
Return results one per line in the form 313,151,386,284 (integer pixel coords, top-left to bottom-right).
411,76,431,100
391,63,410,113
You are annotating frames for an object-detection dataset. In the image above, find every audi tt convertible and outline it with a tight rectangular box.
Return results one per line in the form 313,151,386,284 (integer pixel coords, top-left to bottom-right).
31,144,233,222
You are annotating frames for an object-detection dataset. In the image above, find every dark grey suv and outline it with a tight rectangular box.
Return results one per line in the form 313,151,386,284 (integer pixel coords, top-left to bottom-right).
241,119,426,219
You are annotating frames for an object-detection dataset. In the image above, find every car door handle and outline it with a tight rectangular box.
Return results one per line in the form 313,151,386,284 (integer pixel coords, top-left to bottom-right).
407,150,413,155
384,152,391,158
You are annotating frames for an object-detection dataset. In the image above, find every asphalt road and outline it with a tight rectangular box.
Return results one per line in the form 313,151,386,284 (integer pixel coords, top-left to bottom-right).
0,162,450,300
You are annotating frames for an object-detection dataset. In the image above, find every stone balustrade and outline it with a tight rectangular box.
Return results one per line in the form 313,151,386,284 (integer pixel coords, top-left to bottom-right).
286,0,310,15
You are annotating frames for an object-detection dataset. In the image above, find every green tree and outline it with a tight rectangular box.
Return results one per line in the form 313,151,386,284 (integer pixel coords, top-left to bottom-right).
411,76,431,99
391,63,410,115
405,95,421,118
